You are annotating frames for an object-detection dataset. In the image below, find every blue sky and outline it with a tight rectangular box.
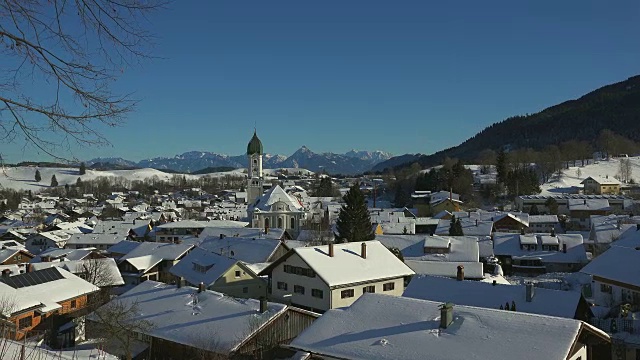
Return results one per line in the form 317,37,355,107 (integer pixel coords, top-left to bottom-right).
5,0,640,162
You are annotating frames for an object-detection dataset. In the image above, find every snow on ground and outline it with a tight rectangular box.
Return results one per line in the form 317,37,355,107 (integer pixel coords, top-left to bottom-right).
0,165,314,192
540,156,640,195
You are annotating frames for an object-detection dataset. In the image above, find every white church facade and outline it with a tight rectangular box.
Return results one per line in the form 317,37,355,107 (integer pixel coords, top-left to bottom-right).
245,131,306,237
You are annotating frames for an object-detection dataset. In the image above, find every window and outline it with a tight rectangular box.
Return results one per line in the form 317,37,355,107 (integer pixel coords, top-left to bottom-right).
242,287,248,294
278,218,283,228
18,315,32,329
383,282,395,291
70,300,77,309
341,289,354,299
277,282,288,291
235,270,241,278
363,285,375,294
291,217,296,229
312,289,323,298
600,283,612,294
294,285,305,295
283,265,315,277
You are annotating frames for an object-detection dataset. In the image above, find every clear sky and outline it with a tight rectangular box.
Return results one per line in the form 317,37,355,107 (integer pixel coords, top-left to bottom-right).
5,0,640,162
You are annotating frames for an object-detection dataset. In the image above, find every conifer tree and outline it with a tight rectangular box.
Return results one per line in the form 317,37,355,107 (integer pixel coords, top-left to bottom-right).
336,183,375,243
50,175,58,187
79,162,86,175
449,215,464,236
35,169,41,182
505,301,510,311
511,301,517,311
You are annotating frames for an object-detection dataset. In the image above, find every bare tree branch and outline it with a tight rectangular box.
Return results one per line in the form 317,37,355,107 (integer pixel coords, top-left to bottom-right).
0,0,166,161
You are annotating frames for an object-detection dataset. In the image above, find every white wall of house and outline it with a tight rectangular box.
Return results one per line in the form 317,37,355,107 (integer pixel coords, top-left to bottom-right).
592,278,640,308
330,277,405,310
270,254,331,311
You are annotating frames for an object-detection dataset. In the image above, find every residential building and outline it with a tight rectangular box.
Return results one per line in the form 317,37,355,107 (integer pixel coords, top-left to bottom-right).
528,215,559,233
404,275,592,320
169,246,266,299
581,176,621,195
493,233,588,274
88,281,318,359
155,220,206,242
516,194,632,215
117,242,193,286
288,293,610,360
262,240,414,312
0,267,99,343
568,199,611,230
25,230,71,254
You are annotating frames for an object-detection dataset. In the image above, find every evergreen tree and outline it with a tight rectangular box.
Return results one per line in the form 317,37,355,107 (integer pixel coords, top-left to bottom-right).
76,177,82,187
529,204,540,215
336,184,375,243
35,169,41,182
511,301,517,311
505,301,510,311
545,198,559,215
313,177,336,197
449,215,464,236
387,247,404,262
50,175,58,187
79,162,86,175
496,149,507,185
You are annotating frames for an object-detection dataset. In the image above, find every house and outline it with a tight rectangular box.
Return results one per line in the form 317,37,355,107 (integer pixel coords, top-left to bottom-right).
261,240,414,313
248,185,306,238
0,338,118,360
587,215,640,254
197,235,291,264
287,293,610,360
31,247,103,263
516,194,632,215
434,218,494,239
25,230,72,254
580,246,640,309
582,176,621,195
0,248,34,265
87,281,318,359
0,267,99,343
169,246,266,299
493,233,588,274
65,233,125,250
376,234,485,279
155,220,206,242
404,275,592,320
528,214,560,233
569,199,612,230
105,240,143,260
117,242,193,286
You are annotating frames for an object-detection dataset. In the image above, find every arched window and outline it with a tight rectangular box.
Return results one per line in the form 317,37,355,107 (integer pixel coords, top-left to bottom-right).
291,217,296,229
277,217,283,229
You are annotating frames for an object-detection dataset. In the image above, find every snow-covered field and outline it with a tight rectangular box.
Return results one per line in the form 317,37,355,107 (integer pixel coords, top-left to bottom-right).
539,156,640,195
0,165,315,192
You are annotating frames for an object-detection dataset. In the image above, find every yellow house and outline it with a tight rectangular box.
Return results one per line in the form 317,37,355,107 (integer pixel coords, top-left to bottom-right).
169,247,267,299
580,176,621,195
430,198,463,215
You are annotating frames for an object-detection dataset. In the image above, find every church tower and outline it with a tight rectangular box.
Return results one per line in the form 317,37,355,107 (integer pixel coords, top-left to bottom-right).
246,130,264,204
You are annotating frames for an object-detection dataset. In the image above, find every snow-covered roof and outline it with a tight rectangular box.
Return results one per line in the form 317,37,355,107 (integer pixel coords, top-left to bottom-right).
197,226,286,240
95,281,287,354
249,185,303,212
493,233,588,264
31,248,93,262
375,235,479,262
119,242,193,271
580,246,640,288
434,219,493,237
30,258,125,286
198,236,283,264
403,275,583,319
288,293,602,360
568,199,611,211
1,339,118,360
404,261,484,279
611,226,640,248
528,215,559,224
156,220,206,229
169,247,241,286
277,241,414,288
581,176,621,185
107,240,142,256
66,233,124,245
0,267,99,316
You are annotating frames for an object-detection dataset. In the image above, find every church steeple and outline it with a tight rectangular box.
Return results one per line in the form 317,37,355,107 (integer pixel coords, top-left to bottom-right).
247,130,263,155
247,130,264,204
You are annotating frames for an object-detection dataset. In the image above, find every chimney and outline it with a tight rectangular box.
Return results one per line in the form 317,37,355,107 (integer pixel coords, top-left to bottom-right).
328,242,334,257
198,282,205,293
562,243,567,253
584,199,587,205
439,303,454,329
42,256,51,263
492,280,497,286
177,278,185,288
526,282,535,302
259,297,268,313
1,269,11,278
475,219,478,227
361,242,367,259
637,224,640,231
220,233,225,239
456,265,464,281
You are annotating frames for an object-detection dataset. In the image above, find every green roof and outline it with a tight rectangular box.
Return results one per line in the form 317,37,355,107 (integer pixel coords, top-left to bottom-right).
247,131,263,155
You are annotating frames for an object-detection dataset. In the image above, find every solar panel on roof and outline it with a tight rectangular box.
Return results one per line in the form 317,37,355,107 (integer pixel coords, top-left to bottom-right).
0,267,64,289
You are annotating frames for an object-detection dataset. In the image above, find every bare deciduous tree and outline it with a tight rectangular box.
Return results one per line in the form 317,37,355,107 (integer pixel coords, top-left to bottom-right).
0,0,164,160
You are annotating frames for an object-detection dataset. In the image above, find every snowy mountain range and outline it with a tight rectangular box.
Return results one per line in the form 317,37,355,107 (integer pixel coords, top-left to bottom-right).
87,147,392,175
